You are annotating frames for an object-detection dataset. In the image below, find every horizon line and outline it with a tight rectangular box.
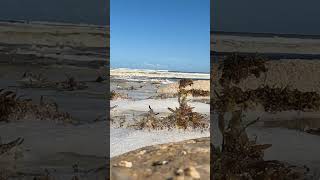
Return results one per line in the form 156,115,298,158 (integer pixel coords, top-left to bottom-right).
211,30,320,39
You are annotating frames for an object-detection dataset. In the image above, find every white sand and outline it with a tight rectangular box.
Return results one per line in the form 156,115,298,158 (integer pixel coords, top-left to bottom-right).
110,128,209,157
111,98,209,114
0,121,107,171
212,119,320,173
110,98,210,157
111,68,209,80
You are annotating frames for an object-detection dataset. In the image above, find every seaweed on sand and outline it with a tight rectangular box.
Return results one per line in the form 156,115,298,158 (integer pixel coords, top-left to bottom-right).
179,79,194,89
130,79,209,130
212,110,308,179
248,85,320,112
213,101,309,179
110,90,128,100
188,89,210,97
218,53,268,87
58,74,88,91
95,76,104,82
130,105,164,130
167,79,208,129
0,137,24,180
152,89,210,100
212,54,312,179
0,89,19,122
95,74,106,83
19,72,49,88
0,137,24,156
18,72,88,91
0,89,74,124
213,85,320,113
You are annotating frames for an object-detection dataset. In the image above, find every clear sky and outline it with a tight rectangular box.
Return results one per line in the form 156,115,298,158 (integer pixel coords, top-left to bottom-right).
111,0,210,73
212,0,320,35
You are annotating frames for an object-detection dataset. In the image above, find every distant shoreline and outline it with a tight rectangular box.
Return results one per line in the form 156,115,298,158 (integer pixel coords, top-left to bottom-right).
110,68,210,80
212,31,320,55
212,51,320,60
110,67,210,74
0,19,108,28
212,31,320,39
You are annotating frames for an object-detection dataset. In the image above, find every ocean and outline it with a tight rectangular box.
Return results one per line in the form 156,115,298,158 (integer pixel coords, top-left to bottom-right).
0,0,108,25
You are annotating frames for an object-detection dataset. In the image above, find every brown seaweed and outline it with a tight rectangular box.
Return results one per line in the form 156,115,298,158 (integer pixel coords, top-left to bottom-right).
212,54,311,179
130,79,209,130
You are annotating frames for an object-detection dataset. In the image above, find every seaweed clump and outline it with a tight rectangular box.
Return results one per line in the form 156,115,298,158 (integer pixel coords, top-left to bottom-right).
18,72,88,91
188,89,210,97
131,79,209,130
19,72,48,88
58,75,87,91
0,89,73,123
0,89,19,122
167,79,208,129
0,137,24,156
212,110,308,179
219,53,267,87
214,85,320,113
110,90,128,100
130,105,164,130
212,54,310,179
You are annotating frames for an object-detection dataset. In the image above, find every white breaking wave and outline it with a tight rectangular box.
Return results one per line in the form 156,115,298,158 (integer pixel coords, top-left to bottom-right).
110,68,210,80
113,77,175,84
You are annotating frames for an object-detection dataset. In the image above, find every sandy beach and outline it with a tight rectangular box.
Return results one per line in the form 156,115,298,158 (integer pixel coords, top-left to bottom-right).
110,69,210,157
0,21,108,179
212,32,320,54
212,32,320,178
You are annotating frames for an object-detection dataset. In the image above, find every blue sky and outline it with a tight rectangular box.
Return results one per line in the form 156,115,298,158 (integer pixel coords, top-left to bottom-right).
111,0,210,73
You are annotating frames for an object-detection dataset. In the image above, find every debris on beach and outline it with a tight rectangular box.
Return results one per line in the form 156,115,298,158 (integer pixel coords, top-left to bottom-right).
213,85,320,113
156,80,210,99
213,53,320,113
130,79,209,130
58,74,88,91
0,137,24,156
130,105,165,130
154,89,210,99
212,53,313,179
17,72,88,91
0,89,19,122
95,75,105,83
212,105,309,179
212,110,309,179
166,79,208,129
0,89,74,123
110,90,128,100
0,21,108,180
218,53,268,87
188,89,210,97
18,72,48,88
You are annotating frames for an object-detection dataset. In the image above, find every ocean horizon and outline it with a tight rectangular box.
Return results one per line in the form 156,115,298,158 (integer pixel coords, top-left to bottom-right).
110,67,210,74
